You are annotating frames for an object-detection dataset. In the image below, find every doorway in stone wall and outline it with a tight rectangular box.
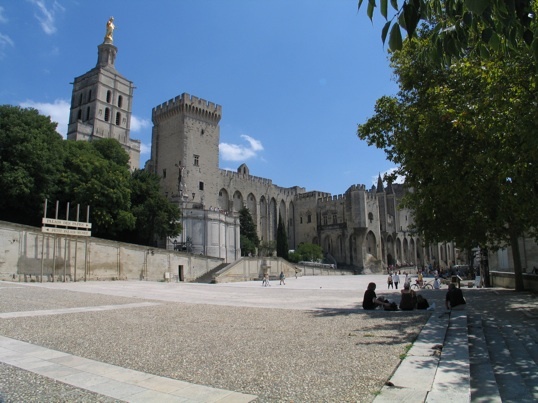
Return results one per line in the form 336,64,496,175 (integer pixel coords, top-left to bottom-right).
178,265,184,282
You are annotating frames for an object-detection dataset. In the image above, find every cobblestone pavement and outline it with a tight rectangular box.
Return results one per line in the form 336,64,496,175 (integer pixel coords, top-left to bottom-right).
0,276,535,402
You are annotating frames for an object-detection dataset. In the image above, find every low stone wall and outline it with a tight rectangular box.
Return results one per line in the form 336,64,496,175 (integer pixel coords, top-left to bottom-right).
490,271,538,292
297,264,356,277
0,221,223,283
213,258,356,283
213,257,297,283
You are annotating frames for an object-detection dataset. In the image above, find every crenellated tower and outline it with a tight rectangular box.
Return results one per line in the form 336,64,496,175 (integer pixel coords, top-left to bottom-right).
150,93,222,207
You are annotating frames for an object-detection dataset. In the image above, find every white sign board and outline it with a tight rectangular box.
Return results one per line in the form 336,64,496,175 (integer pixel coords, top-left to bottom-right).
42,218,92,229
42,227,91,237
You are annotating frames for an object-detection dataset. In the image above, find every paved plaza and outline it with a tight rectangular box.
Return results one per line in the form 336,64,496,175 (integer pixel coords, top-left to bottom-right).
0,275,537,402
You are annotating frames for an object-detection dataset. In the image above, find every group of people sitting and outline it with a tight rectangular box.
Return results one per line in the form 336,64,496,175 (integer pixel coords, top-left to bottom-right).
363,281,466,311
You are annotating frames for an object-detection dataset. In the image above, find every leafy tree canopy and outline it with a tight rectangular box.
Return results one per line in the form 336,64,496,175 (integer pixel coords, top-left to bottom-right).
0,105,182,244
289,243,323,263
58,140,135,239
359,0,538,64
358,31,538,290
118,169,181,246
0,105,64,225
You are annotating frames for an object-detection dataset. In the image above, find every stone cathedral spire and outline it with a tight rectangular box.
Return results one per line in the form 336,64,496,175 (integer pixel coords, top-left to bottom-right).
66,17,140,170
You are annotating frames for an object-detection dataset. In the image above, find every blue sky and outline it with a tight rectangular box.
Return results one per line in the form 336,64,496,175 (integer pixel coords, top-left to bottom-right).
0,0,399,196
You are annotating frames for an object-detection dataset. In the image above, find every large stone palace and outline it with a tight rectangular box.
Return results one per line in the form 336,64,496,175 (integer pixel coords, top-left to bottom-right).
67,19,462,272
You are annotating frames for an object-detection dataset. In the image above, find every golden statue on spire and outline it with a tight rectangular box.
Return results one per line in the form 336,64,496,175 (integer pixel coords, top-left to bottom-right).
104,17,115,43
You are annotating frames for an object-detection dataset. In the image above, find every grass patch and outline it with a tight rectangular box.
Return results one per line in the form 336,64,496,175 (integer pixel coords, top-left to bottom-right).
399,343,413,360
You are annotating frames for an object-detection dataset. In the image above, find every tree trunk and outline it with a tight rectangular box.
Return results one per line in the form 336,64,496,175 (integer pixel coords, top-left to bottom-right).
509,230,524,291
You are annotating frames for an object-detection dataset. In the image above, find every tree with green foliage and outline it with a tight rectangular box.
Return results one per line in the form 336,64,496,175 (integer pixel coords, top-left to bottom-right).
359,0,538,64
276,214,289,260
239,206,260,256
0,105,183,244
58,139,135,239
288,243,323,263
0,105,64,225
118,169,181,246
358,30,538,291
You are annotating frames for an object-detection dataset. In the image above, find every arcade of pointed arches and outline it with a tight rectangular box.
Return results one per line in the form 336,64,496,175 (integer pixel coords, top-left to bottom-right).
215,188,456,268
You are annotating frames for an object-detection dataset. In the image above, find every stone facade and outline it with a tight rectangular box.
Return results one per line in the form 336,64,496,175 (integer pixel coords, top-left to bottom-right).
67,35,140,170
64,24,461,272
147,92,461,272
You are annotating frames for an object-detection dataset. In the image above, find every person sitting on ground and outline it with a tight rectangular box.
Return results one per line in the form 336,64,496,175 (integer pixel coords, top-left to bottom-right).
433,276,441,289
399,283,417,311
445,283,466,310
416,294,430,310
362,282,391,310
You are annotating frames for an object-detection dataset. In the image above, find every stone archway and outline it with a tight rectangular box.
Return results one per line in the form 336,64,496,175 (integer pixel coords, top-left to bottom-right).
259,196,267,241
366,231,377,258
269,198,277,241
246,193,257,224
218,188,229,211
232,190,243,212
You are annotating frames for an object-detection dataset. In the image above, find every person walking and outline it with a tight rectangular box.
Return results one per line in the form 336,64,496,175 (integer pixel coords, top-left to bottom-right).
279,271,286,285
393,272,400,289
387,274,393,289
262,273,270,287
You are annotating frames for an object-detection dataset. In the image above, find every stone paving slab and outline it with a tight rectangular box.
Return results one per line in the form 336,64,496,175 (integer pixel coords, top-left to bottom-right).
0,335,257,402
0,302,160,319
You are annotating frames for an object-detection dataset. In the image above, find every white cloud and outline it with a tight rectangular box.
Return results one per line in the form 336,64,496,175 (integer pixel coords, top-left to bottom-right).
130,115,150,132
20,99,70,138
29,0,65,35
219,134,264,162
19,99,151,144
0,6,8,24
140,142,151,155
372,167,405,186
0,33,13,46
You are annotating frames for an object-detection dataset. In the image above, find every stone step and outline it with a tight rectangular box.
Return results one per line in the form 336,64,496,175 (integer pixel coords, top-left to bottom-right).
373,312,450,402
426,310,470,402
498,324,538,400
468,314,502,402
512,325,538,365
482,321,536,402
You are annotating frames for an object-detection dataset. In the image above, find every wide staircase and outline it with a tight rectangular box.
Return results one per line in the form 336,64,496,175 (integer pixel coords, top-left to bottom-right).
192,263,229,283
468,313,538,402
374,289,538,402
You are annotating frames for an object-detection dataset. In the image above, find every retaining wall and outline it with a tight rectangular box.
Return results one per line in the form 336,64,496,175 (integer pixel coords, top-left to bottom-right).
0,221,222,283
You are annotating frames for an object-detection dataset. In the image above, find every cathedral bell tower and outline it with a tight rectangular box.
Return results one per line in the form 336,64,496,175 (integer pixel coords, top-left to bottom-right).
66,17,140,170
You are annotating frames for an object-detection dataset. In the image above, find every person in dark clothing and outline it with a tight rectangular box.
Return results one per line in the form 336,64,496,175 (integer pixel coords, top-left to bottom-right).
363,282,391,310
399,283,417,311
445,283,466,310
416,294,430,310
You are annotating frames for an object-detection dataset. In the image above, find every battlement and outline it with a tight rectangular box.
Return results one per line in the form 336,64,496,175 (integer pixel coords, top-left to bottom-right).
219,169,306,196
345,184,367,193
318,194,345,205
220,169,273,186
296,191,331,201
152,93,222,124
